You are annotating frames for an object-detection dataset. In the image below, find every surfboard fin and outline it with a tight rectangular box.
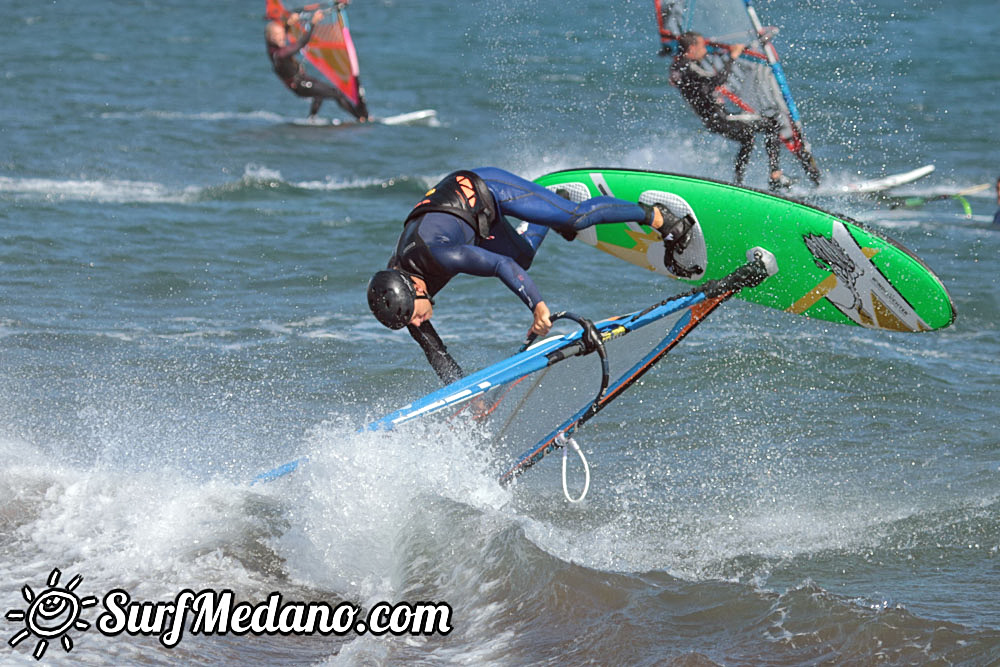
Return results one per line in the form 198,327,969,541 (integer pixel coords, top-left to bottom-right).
702,252,773,298
748,247,778,277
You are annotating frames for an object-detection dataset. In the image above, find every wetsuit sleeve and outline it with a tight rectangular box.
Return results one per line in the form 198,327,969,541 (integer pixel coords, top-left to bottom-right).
672,57,733,97
430,243,543,311
472,167,649,233
711,55,737,87
407,321,464,384
273,24,314,60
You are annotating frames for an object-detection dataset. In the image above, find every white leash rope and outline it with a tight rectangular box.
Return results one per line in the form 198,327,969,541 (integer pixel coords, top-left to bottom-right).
557,433,590,503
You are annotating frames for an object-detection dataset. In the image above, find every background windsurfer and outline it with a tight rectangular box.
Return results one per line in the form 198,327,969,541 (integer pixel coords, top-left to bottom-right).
669,31,790,191
266,8,368,122
366,168,686,383
993,176,1000,226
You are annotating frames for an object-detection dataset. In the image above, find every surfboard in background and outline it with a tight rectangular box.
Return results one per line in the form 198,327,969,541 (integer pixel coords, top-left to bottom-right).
289,108,438,127
883,181,991,218
831,164,936,195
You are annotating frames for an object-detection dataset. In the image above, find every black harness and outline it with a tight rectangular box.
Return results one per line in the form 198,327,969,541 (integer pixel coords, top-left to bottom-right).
404,170,498,239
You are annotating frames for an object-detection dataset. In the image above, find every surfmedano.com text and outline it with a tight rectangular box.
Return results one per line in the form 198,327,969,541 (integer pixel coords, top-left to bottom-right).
97,589,452,648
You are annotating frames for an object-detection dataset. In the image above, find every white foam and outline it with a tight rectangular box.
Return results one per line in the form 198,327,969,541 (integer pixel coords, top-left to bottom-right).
292,175,396,191
0,440,269,603
265,417,508,601
240,162,284,183
0,175,188,204
99,109,289,124
0,162,296,206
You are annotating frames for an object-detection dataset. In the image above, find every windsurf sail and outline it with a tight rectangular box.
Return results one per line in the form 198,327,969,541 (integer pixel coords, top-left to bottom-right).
655,0,820,185
252,254,775,492
265,0,369,120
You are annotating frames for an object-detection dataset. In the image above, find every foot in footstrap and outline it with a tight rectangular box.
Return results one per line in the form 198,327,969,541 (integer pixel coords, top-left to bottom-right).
554,189,578,241
651,204,701,278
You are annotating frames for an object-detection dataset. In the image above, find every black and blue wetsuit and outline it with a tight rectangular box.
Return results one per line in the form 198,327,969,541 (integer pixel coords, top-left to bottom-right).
669,54,782,186
390,167,652,383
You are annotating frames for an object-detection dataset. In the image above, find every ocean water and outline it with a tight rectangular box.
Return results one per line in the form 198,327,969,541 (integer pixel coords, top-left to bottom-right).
2,0,999,664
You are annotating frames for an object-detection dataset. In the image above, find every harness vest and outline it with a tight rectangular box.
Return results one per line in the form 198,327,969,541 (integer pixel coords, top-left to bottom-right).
403,170,498,239
392,170,518,296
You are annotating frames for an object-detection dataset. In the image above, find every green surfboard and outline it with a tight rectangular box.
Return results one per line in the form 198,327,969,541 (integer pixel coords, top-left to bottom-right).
535,168,955,332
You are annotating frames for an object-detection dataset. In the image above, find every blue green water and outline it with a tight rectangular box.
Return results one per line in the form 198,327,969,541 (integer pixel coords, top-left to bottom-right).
2,0,998,663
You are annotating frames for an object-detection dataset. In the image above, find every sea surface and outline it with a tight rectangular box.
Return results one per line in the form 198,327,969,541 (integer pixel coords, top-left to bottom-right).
2,0,999,664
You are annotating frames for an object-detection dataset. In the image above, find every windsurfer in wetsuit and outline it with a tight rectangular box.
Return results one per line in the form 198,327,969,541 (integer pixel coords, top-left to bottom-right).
993,176,1000,226
669,31,789,191
367,168,694,384
266,9,368,122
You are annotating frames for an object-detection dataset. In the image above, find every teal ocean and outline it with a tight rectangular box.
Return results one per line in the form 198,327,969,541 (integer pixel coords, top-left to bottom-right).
2,0,998,663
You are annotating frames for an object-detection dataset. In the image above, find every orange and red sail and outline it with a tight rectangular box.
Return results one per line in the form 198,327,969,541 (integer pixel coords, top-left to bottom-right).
266,0,368,120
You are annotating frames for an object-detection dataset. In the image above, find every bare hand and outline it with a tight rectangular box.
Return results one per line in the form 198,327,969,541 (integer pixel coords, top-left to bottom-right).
312,9,324,22
530,302,552,337
729,44,745,58
468,395,492,421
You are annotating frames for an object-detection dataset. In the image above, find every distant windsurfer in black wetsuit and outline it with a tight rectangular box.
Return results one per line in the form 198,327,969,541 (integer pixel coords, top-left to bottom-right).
366,168,694,384
993,176,1000,226
266,8,369,122
669,31,790,191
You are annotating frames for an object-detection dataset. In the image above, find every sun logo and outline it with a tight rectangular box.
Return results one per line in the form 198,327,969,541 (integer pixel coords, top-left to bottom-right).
5,568,98,660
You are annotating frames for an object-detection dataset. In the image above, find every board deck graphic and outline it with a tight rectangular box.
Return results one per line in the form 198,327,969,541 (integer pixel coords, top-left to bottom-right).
536,168,955,332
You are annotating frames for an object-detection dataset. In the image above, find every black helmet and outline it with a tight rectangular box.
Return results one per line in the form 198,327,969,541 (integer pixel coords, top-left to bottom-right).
367,269,417,329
